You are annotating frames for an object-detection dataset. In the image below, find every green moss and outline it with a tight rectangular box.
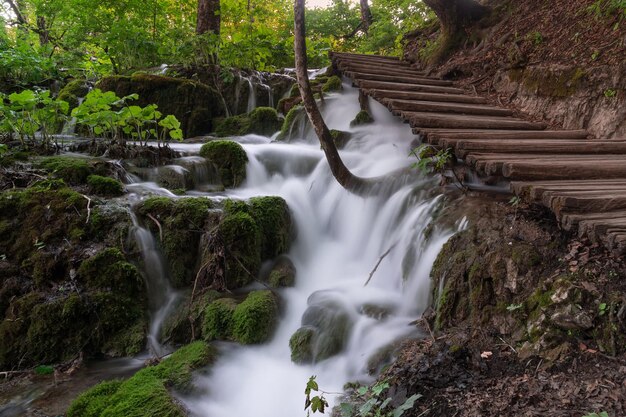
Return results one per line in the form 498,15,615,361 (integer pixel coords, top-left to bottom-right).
276,105,303,141
199,140,248,188
218,211,261,289
87,175,124,196
57,79,90,111
510,67,588,98
330,129,351,148
136,197,215,288
321,75,342,92
67,342,216,417
232,290,278,344
161,290,221,343
268,257,296,288
289,326,316,364
38,156,97,185
349,110,374,127
213,107,281,137
77,248,143,294
249,196,292,259
202,297,238,341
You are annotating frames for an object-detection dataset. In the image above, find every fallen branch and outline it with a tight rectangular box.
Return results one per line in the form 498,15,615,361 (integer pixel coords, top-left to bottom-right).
81,194,91,224
146,213,163,242
364,242,397,287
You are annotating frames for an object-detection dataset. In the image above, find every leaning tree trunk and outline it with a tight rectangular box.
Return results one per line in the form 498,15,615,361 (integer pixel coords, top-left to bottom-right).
422,0,488,64
359,0,373,33
196,0,221,35
294,0,370,193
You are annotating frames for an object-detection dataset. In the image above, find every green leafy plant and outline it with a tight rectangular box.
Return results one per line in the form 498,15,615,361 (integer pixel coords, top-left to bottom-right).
604,89,617,98
526,31,544,45
599,302,608,316
582,412,610,417
409,144,466,191
305,376,330,416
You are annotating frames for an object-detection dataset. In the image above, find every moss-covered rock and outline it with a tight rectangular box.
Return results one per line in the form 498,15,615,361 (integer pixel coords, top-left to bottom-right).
289,326,316,364
330,129,352,149
199,140,248,188
213,107,282,137
67,341,216,417
232,290,279,344
87,174,124,196
136,197,217,288
156,165,194,191
218,211,261,289
268,256,297,288
350,110,374,127
57,79,91,111
322,75,342,92
276,105,304,142
97,73,226,137
202,297,238,341
38,156,101,185
77,247,144,295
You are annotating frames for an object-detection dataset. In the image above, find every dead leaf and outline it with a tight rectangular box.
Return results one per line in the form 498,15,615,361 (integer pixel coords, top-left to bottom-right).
480,351,493,359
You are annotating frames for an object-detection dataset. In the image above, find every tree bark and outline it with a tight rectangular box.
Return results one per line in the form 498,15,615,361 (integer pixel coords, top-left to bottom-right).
359,0,373,33
293,0,370,193
196,0,220,35
422,0,488,64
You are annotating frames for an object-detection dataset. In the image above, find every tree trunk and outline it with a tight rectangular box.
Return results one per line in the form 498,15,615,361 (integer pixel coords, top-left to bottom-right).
37,16,49,45
293,0,370,193
422,0,488,64
359,0,373,33
196,0,221,35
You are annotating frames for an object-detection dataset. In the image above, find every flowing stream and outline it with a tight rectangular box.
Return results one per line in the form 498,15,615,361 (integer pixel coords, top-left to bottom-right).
154,81,465,416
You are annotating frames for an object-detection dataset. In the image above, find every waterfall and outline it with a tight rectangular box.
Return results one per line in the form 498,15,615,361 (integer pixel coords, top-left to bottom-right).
171,80,465,416
246,77,256,113
129,210,179,357
60,97,85,136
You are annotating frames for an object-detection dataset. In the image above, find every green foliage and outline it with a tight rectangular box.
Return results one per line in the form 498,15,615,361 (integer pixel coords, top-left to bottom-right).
34,364,54,375
409,144,453,174
72,89,183,145
0,41,59,88
0,89,69,146
305,376,330,416
232,290,278,344
526,31,544,45
588,0,626,20
199,140,248,188
604,89,617,98
67,342,215,417
582,412,610,417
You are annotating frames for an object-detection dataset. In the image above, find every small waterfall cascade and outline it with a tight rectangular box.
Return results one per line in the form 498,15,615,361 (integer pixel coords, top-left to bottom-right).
169,80,466,416
60,97,85,136
129,208,179,357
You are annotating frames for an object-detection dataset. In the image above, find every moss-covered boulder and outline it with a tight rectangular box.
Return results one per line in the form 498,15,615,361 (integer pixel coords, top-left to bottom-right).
218,211,261,289
97,73,226,137
330,129,352,149
322,75,342,92
350,110,374,127
232,290,279,344
160,290,221,344
199,140,248,188
57,79,91,111
38,156,103,185
156,165,194,191
276,105,305,142
289,326,316,364
135,197,217,288
268,256,297,288
202,297,238,341
87,175,124,196
67,341,216,417
213,107,282,137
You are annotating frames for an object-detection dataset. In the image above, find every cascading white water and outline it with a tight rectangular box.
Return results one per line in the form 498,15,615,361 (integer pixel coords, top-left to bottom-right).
129,209,179,357
246,77,257,113
60,97,85,136
174,81,465,416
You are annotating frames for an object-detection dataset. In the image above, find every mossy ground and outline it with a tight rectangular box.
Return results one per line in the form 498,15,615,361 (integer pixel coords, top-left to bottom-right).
213,106,282,137
67,341,216,417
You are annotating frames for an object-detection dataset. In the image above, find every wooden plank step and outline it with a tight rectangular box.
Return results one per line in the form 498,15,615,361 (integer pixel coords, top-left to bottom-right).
511,180,626,200
469,154,626,176
337,62,431,78
434,136,586,147
331,52,402,62
346,71,454,86
542,190,626,215
420,129,589,139
502,160,626,180
342,61,421,73
403,112,547,131
354,79,464,94
560,210,626,231
368,89,487,105
455,140,626,157
578,217,626,241
385,99,513,117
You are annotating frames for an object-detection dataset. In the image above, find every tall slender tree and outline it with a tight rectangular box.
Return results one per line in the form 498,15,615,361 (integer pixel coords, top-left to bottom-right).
359,0,373,32
196,0,220,35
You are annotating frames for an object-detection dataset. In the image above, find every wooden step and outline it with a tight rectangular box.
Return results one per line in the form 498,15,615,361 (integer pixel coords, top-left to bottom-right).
469,154,626,176
454,140,626,157
420,129,589,140
502,160,626,180
337,62,430,78
386,99,513,117
560,210,626,231
403,112,547,131
511,180,626,200
542,190,626,216
355,79,464,94
434,136,585,147
367,89,488,105
331,52,402,62
346,71,454,86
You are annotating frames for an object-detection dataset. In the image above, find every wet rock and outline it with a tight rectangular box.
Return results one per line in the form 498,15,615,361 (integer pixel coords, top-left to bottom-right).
161,290,221,344
202,297,238,341
156,165,194,191
322,75,342,92
232,290,279,344
350,110,374,127
289,326,316,364
276,105,305,142
213,107,282,137
57,79,91,111
330,129,352,149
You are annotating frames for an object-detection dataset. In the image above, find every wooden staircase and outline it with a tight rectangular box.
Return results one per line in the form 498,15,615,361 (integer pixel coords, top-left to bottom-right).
330,52,626,255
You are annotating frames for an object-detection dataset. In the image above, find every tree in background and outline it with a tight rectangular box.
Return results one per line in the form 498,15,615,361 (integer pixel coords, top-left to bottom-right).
197,0,221,35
